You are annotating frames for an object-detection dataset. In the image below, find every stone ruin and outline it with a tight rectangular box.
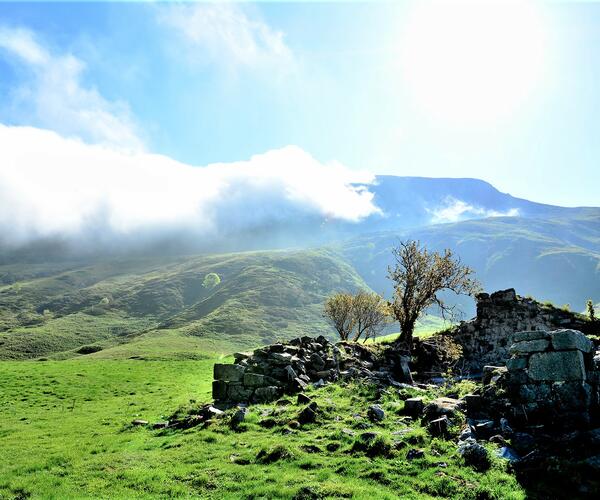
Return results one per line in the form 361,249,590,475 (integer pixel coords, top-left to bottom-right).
212,335,411,407
499,329,599,428
452,288,590,373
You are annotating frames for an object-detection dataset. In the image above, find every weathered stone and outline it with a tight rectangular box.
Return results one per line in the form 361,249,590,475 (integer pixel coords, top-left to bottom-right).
308,353,325,371
233,351,252,361
406,448,425,460
271,352,293,364
423,397,461,421
131,419,148,426
297,393,311,405
550,329,593,353
528,350,586,381
513,330,550,343
509,339,550,355
427,415,449,437
367,404,385,422
285,365,297,380
404,397,425,418
298,403,318,425
212,380,228,400
253,386,281,403
243,372,266,388
291,377,308,392
506,356,528,371
458,439,491,471
214,363,246,382
482,366,507,385
227,383,253,402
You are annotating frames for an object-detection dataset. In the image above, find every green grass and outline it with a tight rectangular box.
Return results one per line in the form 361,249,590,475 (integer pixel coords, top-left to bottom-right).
369,315,451,344
0,358,525,499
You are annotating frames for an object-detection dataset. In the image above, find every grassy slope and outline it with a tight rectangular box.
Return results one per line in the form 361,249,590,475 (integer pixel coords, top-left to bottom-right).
0,248,369,360
0,357,525,499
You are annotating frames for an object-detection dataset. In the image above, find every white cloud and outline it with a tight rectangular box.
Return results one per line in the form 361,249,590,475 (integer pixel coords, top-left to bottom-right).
158,3,294,75
0,125,379,247
429,196,519,224
0,26,143,150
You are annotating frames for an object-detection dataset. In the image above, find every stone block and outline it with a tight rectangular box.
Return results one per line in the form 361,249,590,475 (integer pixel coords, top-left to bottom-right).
506,356,528,371
252,386,281,403
482,366,507,385
550,329,593,353
214,363,246,382
271,352,293,364
528,350,586,382
243,372,267,388
212,380,228,400
509,339,550,355
227,383,253,402
513,330,550,343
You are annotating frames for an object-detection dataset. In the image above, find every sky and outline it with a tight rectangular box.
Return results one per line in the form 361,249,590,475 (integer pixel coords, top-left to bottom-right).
0,0,599,246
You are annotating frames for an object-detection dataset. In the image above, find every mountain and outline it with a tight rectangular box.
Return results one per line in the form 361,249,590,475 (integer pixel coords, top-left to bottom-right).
340,211,600,316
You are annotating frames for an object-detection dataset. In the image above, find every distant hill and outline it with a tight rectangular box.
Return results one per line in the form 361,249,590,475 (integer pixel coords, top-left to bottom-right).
340,212,600,316
0,249,369,359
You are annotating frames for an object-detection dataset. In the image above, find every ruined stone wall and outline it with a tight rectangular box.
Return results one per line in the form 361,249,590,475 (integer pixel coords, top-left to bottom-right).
212,335,411,407
503,329,599,429
453,289,589,372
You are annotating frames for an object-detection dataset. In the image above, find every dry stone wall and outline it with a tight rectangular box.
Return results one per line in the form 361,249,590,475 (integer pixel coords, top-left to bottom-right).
212,335,411,408
452,289,590,372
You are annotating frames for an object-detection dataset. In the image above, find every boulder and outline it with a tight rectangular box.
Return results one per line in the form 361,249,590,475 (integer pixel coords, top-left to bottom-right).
297,393,312,405
243,373,266,388
528,350,586,381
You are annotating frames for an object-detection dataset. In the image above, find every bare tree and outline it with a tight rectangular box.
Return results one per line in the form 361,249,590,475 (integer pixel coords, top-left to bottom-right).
324,292,355,340
388,240,480,353
351,291,391,343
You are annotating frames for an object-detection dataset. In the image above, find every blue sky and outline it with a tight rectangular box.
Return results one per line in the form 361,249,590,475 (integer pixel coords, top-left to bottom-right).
0,1,599,209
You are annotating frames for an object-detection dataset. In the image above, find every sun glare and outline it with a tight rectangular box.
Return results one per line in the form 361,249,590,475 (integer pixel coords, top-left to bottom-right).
399,1,549,126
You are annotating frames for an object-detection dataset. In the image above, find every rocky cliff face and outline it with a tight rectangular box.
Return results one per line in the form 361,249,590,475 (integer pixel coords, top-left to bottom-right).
452,289,590,372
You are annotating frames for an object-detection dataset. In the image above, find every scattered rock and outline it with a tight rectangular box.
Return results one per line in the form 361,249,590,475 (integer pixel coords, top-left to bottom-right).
427,415,449,437
298,402,318,425
458,439,491,471
297,393,312,405
131,419,148,426
403,397,424,418
367,404,385,422
406,448,425,460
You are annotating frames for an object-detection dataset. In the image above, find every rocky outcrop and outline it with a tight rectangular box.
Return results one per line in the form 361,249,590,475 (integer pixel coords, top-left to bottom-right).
212,335,411,407
452,289,590,373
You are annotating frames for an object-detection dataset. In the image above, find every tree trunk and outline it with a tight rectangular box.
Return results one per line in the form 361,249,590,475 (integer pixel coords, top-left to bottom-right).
396,320,415,354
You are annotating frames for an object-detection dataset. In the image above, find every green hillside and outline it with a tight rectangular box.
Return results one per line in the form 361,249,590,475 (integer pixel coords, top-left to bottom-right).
0,249,369,360
340,214,600,315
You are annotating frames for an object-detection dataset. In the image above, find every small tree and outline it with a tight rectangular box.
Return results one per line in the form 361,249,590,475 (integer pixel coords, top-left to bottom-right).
587,299,597,323
324,292,355,340
387,240,480,353
351,291,391,343
202,272,221,289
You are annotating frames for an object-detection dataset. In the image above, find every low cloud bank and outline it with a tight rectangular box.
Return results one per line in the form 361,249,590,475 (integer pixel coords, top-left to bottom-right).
429,196,519,224
0,125,379,250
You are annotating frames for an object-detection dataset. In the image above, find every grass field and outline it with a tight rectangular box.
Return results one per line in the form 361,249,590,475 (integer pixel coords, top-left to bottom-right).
0,356,526,499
